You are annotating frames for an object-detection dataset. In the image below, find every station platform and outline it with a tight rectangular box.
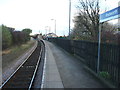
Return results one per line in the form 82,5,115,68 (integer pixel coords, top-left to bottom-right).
41,41,107,88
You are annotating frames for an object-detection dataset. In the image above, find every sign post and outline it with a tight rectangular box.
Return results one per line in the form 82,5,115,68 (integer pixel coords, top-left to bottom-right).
97,23,102,73
97,5,120,73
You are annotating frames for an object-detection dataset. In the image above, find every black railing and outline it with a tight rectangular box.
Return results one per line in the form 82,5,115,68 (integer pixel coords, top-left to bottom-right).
48,37,120,88
100,43,120,86
73,40,98,72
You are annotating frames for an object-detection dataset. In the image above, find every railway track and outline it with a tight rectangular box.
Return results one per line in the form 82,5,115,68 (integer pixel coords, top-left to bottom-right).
1,40,45,89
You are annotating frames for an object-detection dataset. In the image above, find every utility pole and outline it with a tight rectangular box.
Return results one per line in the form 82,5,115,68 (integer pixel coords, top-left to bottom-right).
51,19,56,34
45,26,48,35
69,0,71,39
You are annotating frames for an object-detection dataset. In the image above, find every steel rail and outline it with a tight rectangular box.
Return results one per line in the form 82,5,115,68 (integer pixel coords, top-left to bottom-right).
0,41,38,89
28,41,43,90
41,40,47,88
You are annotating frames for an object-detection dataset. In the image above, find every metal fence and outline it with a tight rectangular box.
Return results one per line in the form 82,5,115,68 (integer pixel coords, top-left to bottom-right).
73,40,98,72
100,43,120,87
48,38,120,87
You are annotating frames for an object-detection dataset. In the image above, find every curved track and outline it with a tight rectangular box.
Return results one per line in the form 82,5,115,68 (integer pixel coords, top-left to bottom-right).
1,40,45,89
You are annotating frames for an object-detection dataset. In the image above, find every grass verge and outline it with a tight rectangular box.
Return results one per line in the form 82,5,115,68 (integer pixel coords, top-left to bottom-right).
2,40,36,69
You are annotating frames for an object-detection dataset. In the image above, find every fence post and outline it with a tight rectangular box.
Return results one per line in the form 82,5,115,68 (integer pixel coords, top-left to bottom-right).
117,37,120,87
118,32,120,88
118,2,120,87
70,40,74,54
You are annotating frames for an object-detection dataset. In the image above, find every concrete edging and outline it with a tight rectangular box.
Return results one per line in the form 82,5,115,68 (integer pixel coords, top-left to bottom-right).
41,40,64,88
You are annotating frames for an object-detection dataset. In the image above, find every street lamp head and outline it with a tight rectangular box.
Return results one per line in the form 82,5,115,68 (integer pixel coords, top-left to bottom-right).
50,19,56,34
51,19,54,20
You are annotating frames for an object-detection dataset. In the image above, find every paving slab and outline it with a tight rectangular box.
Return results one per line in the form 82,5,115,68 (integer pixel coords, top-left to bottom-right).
42,41,64,88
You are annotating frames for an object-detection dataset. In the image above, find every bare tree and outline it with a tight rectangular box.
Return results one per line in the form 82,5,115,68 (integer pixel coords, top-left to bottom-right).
72,0,100,41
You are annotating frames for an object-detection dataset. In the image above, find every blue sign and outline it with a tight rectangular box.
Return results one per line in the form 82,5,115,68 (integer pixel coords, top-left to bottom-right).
100,6,120,22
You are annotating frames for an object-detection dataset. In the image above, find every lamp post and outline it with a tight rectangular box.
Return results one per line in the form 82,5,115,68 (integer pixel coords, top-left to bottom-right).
51,19,56,34
69,0,71,39
45,26,48,35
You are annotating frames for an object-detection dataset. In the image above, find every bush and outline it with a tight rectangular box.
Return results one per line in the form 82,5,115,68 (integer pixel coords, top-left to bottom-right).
2,25,13,49
12,31,28,45
2,25,32,49
101,31,120,45
99,71,111,80
22,28,32,41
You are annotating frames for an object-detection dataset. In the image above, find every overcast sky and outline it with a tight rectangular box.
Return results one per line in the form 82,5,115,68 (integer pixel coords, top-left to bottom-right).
0,0,120,36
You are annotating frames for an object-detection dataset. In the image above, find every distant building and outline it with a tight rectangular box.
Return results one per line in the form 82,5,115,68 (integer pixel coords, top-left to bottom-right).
46,33,57,38
38,34,43,40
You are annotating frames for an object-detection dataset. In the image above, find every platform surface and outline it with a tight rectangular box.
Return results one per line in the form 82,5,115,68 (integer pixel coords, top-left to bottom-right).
42,41,107,88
